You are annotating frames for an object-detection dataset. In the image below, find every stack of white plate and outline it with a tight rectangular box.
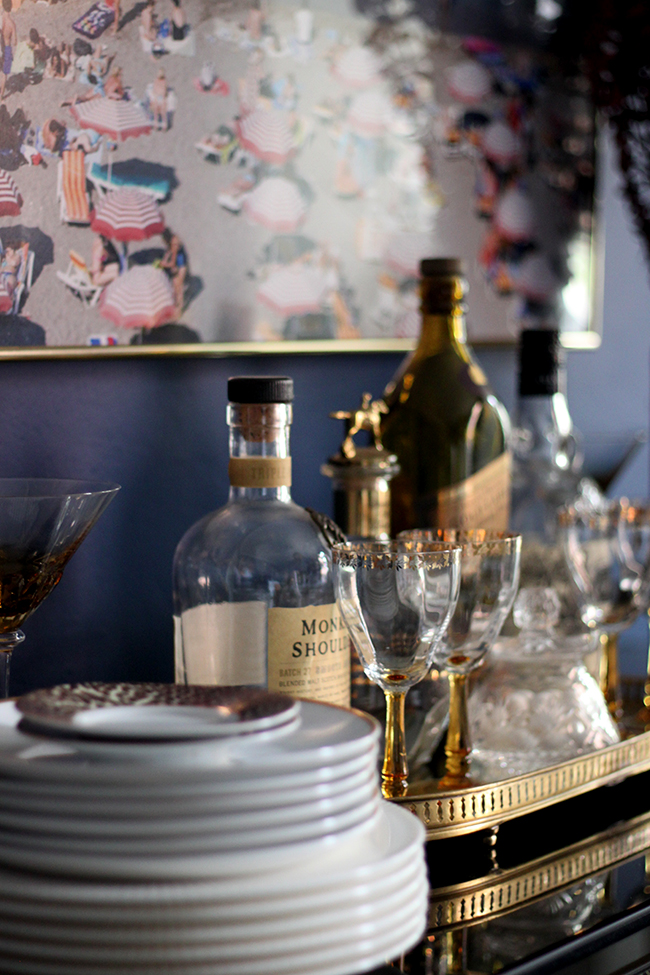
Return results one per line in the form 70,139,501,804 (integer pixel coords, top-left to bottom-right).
0,683,428,975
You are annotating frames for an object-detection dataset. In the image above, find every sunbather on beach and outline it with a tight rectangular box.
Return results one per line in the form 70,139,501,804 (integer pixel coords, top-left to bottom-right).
90,235,120,286
0,243,23,296
42,118,99,155
0,0,17,101
160,228,187,316
170,0,186,41
28,29,52,71
141,0,157,43
150,68,168,130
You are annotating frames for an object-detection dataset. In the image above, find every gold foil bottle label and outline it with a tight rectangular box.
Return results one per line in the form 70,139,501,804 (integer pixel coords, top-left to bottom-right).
228,457,292,488
267,603,351,707
437,453,511,530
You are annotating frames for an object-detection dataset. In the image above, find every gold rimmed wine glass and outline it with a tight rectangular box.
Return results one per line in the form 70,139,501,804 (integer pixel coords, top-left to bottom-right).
0,478,120,698
559,499,650,723
332,540,461,798
399,530,522,789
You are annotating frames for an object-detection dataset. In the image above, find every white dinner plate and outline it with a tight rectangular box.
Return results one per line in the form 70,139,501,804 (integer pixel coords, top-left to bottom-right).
0,700,380,785
0,764,378,820
0,794,379,855
0,909,426,975
0,778,378,838
0,803,383,880
0,749,376,804
16,683,300,740
0,874,428,945
0,856,425,926
0,886,426,963
0,801,423,887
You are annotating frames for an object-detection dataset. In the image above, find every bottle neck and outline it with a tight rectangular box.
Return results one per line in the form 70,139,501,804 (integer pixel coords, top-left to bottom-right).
515,392,577,472
228,403,292,502
417,273,470,359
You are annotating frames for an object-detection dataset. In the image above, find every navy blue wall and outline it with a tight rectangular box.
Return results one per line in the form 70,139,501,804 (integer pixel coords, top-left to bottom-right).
4,129,650,695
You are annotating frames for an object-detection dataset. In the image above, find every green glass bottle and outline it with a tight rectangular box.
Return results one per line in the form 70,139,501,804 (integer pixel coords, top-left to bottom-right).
381,258,511,534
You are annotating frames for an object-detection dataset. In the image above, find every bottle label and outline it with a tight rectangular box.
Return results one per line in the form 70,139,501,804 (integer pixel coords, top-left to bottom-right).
228,457,292,488
175,602,267,685
437,452,511,530
267,603,351,708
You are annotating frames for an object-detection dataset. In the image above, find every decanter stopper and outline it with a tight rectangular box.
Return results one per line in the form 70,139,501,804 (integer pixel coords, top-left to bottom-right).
322,393,400,541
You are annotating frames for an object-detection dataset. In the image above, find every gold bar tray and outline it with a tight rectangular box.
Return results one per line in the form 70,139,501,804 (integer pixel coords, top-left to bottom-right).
393,685,650,840
428,805,650,931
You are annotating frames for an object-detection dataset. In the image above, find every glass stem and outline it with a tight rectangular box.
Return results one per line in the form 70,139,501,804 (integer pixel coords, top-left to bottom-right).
0,630,24,700
441,672,471,787
381,689,408,799
599,632,622,720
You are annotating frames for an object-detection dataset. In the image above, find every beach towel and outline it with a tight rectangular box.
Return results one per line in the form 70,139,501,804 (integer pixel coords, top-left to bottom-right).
73,2,114,39
61,149,90,223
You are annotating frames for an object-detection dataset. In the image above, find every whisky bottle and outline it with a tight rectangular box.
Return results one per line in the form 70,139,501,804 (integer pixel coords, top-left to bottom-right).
173,376,350,707
381,258,511,534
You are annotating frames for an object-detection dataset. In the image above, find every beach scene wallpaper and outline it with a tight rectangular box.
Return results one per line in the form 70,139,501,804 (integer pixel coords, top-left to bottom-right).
0,0,596,348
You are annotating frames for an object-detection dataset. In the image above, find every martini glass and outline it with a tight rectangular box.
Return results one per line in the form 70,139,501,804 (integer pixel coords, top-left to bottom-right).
400,530,521,788
332,540,461,798
0,478,120,698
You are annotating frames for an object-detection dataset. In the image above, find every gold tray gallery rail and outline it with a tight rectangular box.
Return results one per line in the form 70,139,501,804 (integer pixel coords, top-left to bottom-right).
428,806,650,930
395,731,650,839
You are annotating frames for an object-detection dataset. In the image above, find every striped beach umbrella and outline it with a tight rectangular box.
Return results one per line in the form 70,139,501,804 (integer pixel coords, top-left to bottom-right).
99,265,176,330
71,98,152,142
257,264,329,317
90,189,165,242
236,109,295,164
0,170,22,217
481,121,523,169
447,60,492,104
493,187,535,243
244,178,307,233
383,233,432,279
347,89,392,137
333,46,382,88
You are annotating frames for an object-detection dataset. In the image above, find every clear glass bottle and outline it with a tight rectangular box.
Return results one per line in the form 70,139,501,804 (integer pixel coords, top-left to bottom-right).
380,258,511,535
509,326,601,635
173,376,350,708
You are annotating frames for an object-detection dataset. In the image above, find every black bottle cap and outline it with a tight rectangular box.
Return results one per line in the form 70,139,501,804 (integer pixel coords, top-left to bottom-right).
518,329,562,396
420,257,464,277
227,376,294,403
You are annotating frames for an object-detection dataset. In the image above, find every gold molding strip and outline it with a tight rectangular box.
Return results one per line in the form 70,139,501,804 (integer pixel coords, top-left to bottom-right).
395,732,650,839
428,808,650,930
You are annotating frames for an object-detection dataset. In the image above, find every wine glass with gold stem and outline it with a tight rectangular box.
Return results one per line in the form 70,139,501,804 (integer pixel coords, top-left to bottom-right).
0,479,120,698
399,530,521,789
332,540,461,798
560,499,650,724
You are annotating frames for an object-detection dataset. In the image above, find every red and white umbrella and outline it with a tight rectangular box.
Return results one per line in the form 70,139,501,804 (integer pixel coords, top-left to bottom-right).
257,264,329,317
0,170,22,217
347,89,392,137
493,187,535,243
333,46,382,88
244,178,307,233
71,98,152,142
99,265,176,330
514,254,559,302
447,60,492,104
481,121,523,169
236,109,295,164
90,189,164,242
383,233,432,279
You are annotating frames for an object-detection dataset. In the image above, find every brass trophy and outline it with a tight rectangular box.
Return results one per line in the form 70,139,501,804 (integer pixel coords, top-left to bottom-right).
321,393,400,542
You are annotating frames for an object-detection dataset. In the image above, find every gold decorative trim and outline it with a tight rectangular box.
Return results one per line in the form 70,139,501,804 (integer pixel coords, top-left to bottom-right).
395,731,650,838
0,329,599,360
428,808,650,930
